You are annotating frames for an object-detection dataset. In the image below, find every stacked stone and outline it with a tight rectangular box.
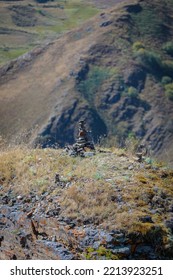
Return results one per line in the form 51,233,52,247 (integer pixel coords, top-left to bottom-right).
66,120,95,156
74,120,95,152
135,143,147,162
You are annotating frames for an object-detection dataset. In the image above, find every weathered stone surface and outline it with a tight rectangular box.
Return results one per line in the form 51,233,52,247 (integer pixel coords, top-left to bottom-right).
124,65,146,91
124,4,142,14
100,20,113,27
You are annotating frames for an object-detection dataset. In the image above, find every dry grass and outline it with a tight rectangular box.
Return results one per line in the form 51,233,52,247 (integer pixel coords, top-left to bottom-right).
1,145,172,234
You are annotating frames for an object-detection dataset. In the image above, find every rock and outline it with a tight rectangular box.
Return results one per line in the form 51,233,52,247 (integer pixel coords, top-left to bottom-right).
66,120,95,157
135,245,156,259
124,65,146,91
105,234,114,244
153,186,159,193
139,216,154,223
27,211,33,219
19,235,28,248
111,246,131,256
83,152,95,157
55,173,60,184
128,165,134,170
2,195,9,204
152,195,164,208
124,4,142,14
38,240,74,260
46,208,61,217
0,235,4,246
75,64,89,84
51,236,57,242
110,230,126,244
116,14,132,23
93,241,100,250
100,21,112,27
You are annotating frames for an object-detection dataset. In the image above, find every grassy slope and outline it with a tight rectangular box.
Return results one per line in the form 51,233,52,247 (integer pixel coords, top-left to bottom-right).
0,145,173,252
0,0,99,65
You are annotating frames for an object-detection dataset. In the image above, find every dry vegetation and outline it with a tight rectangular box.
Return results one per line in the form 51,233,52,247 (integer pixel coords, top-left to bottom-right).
1,143,173,236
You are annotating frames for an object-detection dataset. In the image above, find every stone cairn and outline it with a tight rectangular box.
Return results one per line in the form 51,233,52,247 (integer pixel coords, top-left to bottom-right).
135,143,147,162
66,120,95,156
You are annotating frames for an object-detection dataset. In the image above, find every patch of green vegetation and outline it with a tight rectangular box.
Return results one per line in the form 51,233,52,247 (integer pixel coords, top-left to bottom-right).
77,66,111,104
162,41,173,57
114,121,130,145
132,42,173,79
164,83,173,101
33,2,98,35
0,47,31,65
93,171,104,180
131,2,169,40
0,0,99,65
161,60,173,78
132,41,145,52
161,76,172,85
85,246,119,260
133,47,163,75
127,86,139,98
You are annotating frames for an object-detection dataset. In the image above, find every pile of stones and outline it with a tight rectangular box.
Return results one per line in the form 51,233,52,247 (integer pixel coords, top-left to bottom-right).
66,120,95,157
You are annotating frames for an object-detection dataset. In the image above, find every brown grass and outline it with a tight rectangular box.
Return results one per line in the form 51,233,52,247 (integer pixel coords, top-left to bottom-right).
1,145,172,234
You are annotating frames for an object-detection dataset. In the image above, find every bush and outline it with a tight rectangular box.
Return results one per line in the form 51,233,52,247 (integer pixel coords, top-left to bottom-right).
162,42,173,57
164,83,173,101
140,50,162,70
134,46,173,78
77,66,110,103
161,76,172,85
127,86,138,98
132,41,145,52
161,60,173,78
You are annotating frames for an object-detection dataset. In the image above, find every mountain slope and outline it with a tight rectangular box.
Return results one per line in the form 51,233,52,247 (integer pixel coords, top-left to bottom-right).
0,0,173,165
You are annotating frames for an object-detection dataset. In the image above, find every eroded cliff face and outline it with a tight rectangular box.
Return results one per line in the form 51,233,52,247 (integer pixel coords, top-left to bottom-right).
0,0,173,164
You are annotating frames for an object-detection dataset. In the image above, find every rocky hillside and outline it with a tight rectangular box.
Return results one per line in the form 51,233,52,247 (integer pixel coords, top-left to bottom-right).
0,0,173,166
0,146,173,259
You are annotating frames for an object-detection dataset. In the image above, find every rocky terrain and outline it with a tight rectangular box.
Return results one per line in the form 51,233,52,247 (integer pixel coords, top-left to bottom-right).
0,146,173,259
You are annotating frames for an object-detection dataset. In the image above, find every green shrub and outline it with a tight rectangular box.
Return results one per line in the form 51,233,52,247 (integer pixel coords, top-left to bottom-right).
77,66,110,103
127,86,138,98
161,76,172,85
85,246,118,260
132,41,145,52
135,49,162,72
133,46,173,78
162,42,173,57
161,60,173,78
164,83,173,101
